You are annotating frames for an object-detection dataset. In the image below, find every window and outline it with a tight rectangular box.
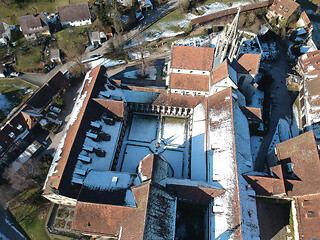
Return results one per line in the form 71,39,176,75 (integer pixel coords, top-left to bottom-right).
190,71,193,73
302,115,306,127
300,98,305,108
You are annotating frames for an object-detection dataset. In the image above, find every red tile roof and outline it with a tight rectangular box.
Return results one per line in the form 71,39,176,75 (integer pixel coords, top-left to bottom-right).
72,181,176,239
269,0,300,19
301,11,312,28
295,194,320,239
170,73,210,91
168,184,224,204
44,66,106,194
211,61,231,84
237,53,261,76
171,45,214,71
240,106,262,122
57,3,91,23
72,201,136,237
244,131,320,198
92,98,125,117
152,92,205,108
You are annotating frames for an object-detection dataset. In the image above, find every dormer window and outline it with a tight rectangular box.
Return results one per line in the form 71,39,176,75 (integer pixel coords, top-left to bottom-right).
17,124,23,131
280,5,283,9
9,132,15,138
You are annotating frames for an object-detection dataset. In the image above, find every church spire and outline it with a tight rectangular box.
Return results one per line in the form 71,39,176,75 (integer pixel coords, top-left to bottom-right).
213,7,243,68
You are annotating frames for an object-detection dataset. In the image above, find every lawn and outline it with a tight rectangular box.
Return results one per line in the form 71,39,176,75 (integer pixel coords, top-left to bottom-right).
0,0,88,25
8,187,51,240
15,45,43,72
0,78,38,122
56,26,90,57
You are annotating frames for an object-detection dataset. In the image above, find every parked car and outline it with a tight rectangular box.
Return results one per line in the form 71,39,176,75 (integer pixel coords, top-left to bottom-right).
10,72,21,77
49,106,61,114
90,55,101,59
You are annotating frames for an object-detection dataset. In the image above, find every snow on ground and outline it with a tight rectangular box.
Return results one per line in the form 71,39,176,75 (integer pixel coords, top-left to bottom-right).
89,58,126,69
241,39,261,54
128,114,158,142
251,136,263,163
173,36,210,47
0,94,12,114
123,67,157,81
121,145,151,173
162,117,186,146
188,1,251,19
162,150,184,178
248,89,264,109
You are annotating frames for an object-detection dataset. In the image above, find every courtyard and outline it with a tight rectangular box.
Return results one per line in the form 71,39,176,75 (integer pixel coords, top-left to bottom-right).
117,113,190,179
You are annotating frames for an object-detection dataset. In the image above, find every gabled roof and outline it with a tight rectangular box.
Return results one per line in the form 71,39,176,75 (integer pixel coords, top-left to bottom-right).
152,92,205,108
18,13,49,35
295,194,320,240
26,71,68,110
72,201,136,236
269,0,300,19
92,98,125,117
72,181,176,239
57,3,91,23
301,11,312,28
0,112,32,154
237,53,261,76
43,66,107,194
170,73,210,92
240,106,262,122
211,61,237,85
244,131,320,197
171,45,215,71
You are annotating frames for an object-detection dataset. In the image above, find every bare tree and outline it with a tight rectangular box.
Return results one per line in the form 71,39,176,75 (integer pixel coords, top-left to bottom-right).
178,0,190,13
128,34,150,77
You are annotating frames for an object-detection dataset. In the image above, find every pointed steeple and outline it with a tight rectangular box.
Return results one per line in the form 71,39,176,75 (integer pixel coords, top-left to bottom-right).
213,7,243,68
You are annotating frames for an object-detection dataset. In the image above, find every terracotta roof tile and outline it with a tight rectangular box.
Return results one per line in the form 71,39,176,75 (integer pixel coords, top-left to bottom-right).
170,73,210,91
171,45,214,71
269,0,300,19
72,201,136,237
275,130,320,197
92,98,125,117
301,11,312,28
237,53,261,76
295,194,320,239
211,61,230,84
44,66,106,194
57,3,91,23
240,106,262,122
152,92,205,108
168,184,225,204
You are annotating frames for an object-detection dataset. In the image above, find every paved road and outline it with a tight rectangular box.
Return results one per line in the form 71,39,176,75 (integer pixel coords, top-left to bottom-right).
0,207,26,240
254,41,295,171
16,0,178,86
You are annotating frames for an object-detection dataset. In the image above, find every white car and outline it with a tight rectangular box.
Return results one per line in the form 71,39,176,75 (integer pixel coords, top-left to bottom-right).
10,72,20,77
49,106,61,114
